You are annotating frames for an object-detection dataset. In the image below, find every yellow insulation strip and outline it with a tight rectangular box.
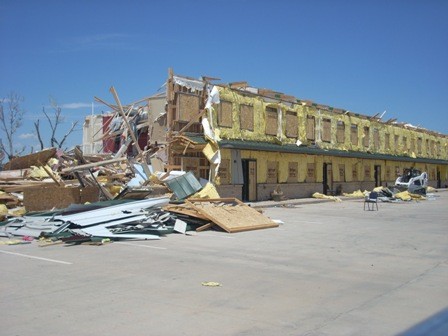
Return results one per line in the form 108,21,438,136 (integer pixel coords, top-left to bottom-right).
312,192,342,202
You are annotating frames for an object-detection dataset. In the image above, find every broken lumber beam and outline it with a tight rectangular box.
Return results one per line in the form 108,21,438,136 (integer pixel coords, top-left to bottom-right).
196,222,215,232
60,157,128,173
109,86,152,179
41,165,64,186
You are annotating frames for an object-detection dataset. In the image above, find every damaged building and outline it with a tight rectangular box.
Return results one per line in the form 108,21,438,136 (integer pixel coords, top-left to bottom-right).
84,69,448,202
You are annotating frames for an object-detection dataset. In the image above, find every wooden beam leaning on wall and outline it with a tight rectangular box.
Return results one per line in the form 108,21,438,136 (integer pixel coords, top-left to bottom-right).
109,86,152,179
178,109,207,135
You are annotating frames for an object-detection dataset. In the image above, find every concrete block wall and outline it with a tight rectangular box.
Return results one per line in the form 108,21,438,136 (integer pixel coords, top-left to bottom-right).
258,183,323,201
216,184,243,199
217,180,443,202
337,182,376,193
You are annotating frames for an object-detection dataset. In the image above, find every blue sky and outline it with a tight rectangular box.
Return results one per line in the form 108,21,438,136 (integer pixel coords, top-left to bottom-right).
1,0,447,154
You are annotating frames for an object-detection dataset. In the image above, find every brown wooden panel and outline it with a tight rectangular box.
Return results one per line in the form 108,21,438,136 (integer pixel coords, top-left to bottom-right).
410,138,416,153
351,124,358,146
339,164,345,182
402,136,407,151
266,161,278,184
285,111,298,138
219,159,231,184
363,126,370,147
385,133,390,150
248,161,257,201
23,186,99,212
386,166,392,180
240,104,254,131
364,165,371,181
307,163,315,182
287,162,298,182
306,116,315,140
265,106,277,136
373,128,380,150
185,198,278,233
322,119,331,142
218,100,233,128
4,148,57,170
177,93,200,121
336,121,345,143
417,137,422,154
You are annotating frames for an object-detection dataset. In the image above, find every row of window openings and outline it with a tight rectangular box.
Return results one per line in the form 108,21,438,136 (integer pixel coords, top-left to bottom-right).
265,163,437,183
217,104,441,155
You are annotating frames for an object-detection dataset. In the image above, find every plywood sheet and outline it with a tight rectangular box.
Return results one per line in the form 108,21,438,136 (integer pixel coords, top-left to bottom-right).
265,107,277,136
23,186,99,212
218,100,233,128
285,111,298,138
266,161,278,184
185,198,278,233
4,148,57,170
162,204,209,220
306,116,315,140
240,104,254,131
177,93,200,121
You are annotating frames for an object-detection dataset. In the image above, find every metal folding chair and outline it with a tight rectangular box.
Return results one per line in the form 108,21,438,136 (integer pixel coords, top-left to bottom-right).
364,191,379,211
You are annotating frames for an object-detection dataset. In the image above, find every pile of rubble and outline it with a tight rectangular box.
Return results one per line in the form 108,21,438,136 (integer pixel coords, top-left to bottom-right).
342,186,437,202
0,147,278,246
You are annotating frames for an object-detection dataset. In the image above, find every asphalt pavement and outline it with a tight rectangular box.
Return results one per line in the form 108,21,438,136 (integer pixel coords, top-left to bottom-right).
1,191,447,336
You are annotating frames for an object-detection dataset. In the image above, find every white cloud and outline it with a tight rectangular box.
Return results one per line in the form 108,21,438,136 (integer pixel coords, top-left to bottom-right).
19,133,37,139
60,102,95,109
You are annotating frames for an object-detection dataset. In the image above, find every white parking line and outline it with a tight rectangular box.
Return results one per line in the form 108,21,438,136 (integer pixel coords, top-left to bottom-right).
115,242,167,250
0,250,72,265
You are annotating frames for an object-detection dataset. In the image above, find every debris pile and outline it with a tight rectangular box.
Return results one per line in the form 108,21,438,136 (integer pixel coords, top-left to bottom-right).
1,147,278,245
343,187,437,202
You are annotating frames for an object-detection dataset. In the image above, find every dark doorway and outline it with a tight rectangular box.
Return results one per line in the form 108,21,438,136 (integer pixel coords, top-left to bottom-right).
437,170,441,188
323,163,333,195
242,159,257,201
374,165,381,187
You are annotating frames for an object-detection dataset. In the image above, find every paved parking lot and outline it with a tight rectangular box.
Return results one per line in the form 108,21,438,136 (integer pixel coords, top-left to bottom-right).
1,192,447,336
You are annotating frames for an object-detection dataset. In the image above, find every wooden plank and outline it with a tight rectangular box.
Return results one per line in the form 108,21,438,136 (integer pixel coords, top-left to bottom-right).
196,222,215,232
0,182,57,193
162,204,209,220
229,81,248,89
3,148,57,170
109,86,152,179
0,169,28,180
61,157,128,173
41,165,63,186
185,198,278,233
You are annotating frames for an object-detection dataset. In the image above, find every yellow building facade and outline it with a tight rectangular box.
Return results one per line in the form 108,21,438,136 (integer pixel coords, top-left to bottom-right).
166,72,448,201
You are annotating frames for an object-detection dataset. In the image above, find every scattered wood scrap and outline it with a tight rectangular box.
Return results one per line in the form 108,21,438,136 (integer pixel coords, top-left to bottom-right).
184,198,279,233
162,203,209,221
